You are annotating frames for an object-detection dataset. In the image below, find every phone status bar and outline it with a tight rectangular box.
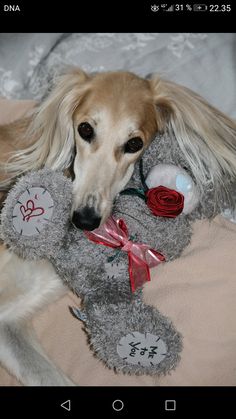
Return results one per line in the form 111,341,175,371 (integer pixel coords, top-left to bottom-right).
150,4,232,13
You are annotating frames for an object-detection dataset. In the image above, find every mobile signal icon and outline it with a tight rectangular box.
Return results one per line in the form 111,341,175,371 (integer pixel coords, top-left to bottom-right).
163,4,174,11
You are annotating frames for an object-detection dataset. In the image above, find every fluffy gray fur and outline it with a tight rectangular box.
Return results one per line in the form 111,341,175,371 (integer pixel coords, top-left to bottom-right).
1,131,234,376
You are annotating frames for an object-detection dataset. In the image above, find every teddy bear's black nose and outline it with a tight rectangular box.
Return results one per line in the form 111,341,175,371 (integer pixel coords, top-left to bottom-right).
72,207,101,231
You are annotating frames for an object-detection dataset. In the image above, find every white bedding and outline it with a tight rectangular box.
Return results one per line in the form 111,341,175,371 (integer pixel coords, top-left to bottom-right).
0,33,235,116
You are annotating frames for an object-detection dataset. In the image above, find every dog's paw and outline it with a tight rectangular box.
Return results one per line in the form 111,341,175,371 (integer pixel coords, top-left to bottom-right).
23,367,76,386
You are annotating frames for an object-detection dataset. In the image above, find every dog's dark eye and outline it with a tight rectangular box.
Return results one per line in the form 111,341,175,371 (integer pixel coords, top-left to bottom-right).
124,137,143,153
78,122,94,142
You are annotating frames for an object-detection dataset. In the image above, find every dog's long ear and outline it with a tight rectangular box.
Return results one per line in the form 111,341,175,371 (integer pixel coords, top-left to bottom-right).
150,76,236,209
4,68,90,182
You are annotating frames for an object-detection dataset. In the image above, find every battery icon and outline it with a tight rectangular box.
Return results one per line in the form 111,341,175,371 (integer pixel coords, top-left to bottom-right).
193,4,208,11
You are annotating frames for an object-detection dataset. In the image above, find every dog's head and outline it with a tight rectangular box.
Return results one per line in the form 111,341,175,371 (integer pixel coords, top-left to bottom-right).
70,71,161,230
7,69,236,230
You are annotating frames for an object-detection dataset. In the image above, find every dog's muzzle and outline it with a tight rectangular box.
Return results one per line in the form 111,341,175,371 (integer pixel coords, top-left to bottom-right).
72,206,101,231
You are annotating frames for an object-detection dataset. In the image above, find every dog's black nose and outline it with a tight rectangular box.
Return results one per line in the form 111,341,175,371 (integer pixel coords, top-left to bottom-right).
72,207,101,231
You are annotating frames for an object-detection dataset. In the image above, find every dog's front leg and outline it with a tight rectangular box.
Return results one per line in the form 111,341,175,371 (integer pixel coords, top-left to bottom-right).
0,321,75,386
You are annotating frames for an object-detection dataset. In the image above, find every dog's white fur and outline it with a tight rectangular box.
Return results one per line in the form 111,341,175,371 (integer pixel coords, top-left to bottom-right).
0,246,71,385
0,69,236,385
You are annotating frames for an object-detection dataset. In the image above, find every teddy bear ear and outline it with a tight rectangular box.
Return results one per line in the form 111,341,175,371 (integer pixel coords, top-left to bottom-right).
145,164,199,214
0,169,72,260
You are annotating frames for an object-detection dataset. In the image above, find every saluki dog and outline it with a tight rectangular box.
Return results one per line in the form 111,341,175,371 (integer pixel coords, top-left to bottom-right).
0,69,236,385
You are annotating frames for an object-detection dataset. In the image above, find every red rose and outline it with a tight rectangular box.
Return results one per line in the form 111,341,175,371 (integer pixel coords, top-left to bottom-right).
145,186,184,218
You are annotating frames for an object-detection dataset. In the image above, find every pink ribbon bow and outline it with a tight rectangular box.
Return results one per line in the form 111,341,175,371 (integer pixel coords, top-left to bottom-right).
84,216,165,292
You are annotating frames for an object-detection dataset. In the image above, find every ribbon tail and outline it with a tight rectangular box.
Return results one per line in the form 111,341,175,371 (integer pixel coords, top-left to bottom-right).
84,231,118,249
128,253,151,292
150,249,166,262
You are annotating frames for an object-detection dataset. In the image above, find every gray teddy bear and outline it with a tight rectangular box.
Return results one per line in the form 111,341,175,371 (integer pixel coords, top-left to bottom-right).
1,132,234,376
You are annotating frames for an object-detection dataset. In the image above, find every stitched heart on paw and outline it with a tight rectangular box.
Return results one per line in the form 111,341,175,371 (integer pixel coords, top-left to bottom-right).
20,199,45,222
